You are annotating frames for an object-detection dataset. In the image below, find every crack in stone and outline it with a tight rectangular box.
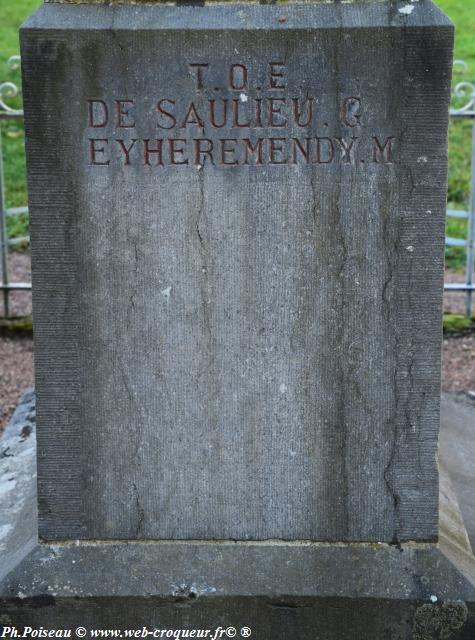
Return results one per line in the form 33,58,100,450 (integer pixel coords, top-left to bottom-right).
310,171,318,227
128,239,139,327
132,482,145,538
335,195,350,536
383,417,401,546
382,269,394,324
332,32,352,539
379,139,404,543
405,349,416,434
195,167,212,348
385,319,415,547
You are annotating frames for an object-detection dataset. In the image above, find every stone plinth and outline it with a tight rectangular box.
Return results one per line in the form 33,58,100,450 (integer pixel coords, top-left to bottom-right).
22,0,451,543
2,0,474,636
1,394,475,636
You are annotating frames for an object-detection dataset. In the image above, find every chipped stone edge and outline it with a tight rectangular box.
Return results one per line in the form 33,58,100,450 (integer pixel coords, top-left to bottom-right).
42,0,389,5
0,389,37,581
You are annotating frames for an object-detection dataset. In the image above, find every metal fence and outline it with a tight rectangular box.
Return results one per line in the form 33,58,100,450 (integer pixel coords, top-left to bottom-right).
1,58,475,318
0,55,28,319
446,60,475,319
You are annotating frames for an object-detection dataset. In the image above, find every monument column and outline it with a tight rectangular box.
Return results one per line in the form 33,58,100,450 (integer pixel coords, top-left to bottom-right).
1,0,475,636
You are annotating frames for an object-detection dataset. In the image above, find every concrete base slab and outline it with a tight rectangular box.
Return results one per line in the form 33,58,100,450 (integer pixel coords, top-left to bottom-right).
0,542,474,638
0,389,37,580
440,392,475,551
1,392,475,637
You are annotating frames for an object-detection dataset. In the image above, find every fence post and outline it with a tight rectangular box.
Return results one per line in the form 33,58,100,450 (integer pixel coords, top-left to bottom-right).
467,119,475,319
0,128,9,318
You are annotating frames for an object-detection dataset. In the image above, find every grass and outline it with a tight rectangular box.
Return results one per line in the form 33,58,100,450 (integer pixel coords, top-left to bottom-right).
443,312,475,334
1,0,39,243
0,0,474,268
0,313,33,336
440,0,475,268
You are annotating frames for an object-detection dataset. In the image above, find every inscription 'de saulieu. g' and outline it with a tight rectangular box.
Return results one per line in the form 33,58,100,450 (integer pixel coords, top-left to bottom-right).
86,61,395,168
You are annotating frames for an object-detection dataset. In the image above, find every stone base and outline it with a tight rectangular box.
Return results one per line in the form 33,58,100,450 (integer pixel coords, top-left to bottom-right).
1,393,475,637
1,541,475,638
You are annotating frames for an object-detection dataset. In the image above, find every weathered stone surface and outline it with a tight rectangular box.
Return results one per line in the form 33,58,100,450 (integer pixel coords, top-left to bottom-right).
43,1,385,5
20,1,453,542
7,0,473,633
2,541,475,638
5,393,473,632
2,390,475,636
0,389,37,581
440,392,475,552
46,0,376,6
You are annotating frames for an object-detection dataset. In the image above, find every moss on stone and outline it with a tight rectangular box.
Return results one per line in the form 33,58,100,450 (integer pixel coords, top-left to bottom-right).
413,601,468,640
0,315,33,336
443,313,474,334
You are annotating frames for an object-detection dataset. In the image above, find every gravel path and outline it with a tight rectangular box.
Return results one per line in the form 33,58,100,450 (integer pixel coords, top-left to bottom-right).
444,268,474,316
1,252,474,431
1,251,32,318
442,269,475,392
1,252,34,430
0,337,34,431
442,336,475,392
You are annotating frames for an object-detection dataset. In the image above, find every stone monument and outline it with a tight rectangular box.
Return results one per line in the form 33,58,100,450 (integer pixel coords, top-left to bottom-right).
1,0,474,636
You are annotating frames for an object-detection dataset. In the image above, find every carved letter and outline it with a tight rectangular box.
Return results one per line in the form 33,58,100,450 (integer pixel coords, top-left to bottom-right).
255,99,263,128
268,62,285,90
243,138,264,165
334,137,358,164
169,139,189,165
232,100,251,128
340,97,362,128
89,139,110,165
220,139,239,166
143,139,164,166
116,139,138,165
291,138,310,164
372,136,395,164
194,138,214,165
115,100,135,129
269,138,288,164
88,100,108,128
314,137,334,164
229,64,248,90
292,98,313,128
209,99,228,128
157,99,176,130
268,98,287,128
181,102,204,129
189,63,209,90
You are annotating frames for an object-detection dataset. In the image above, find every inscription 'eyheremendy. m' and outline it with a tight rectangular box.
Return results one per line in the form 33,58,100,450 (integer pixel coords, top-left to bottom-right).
85,61,395,168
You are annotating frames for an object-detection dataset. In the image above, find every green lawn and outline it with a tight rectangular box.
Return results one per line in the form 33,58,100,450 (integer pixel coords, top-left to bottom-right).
438,0,475,268
0,0,39,242
0,0,474,267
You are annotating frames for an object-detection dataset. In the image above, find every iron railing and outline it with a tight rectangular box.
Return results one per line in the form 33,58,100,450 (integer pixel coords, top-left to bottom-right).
0,55,28,319
445,60,475,319
1,58,475,318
